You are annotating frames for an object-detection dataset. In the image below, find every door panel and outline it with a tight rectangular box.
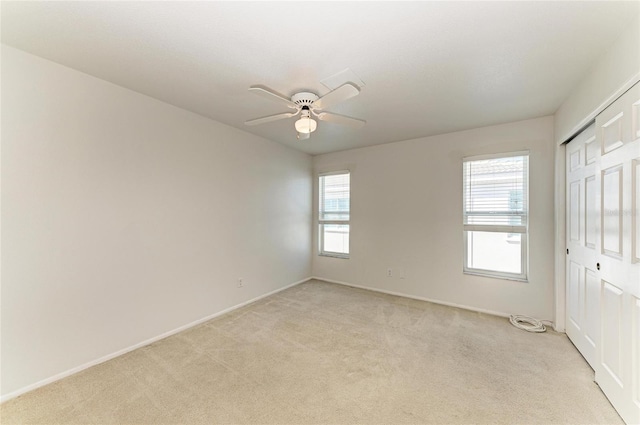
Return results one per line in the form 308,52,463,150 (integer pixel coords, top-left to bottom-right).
633,296,640,410
602,112,624,154
584,268,598,348
586,176,597,248
586,136,598,164
602,165,623,257
568,261,582,329
570,149,582,171
634,101,640,139
601,280,623,387
592,82,640,424
566,123,598,368
634,159,640,263
570,180,581,242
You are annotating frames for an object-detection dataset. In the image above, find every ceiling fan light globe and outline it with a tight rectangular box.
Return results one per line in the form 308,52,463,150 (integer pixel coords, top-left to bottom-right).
295,117,317,134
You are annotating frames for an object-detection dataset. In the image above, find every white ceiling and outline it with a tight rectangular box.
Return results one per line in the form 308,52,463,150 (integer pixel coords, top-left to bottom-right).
2,2,639,155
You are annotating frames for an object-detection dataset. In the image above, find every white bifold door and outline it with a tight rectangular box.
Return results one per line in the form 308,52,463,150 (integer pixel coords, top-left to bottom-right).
566,82,640,424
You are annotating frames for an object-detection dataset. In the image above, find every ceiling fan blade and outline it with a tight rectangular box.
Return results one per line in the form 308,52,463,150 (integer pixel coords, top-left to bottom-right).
311,83,360,110
317,112,366,128
248,85,297,109
244,111,299,126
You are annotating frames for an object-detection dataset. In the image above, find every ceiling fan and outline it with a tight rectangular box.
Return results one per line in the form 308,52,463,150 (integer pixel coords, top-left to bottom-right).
244,83,366,140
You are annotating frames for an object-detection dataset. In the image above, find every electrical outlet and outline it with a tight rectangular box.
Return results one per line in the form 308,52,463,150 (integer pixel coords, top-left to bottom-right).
237,278,243,288
387,268,393,277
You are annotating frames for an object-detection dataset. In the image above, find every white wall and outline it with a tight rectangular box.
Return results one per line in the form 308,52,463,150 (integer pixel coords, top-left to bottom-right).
11,12,635,396
0,46,312,398
312,117,555,320
554,15,640,145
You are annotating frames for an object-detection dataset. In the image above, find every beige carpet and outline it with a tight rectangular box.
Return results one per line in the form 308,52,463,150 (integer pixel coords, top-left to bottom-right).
1,279,622,424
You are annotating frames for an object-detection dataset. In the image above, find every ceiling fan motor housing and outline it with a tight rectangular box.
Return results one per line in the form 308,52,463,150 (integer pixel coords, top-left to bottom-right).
291,92,319,107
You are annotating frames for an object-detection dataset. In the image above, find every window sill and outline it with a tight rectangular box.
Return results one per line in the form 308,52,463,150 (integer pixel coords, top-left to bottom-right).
463,270,528,283
319,253,349,259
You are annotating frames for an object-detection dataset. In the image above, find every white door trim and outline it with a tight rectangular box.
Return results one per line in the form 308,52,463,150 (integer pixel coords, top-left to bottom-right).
555,143,567,332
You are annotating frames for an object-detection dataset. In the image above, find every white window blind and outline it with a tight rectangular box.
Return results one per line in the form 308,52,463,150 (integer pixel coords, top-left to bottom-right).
463,153,528,281
319,172,350,257
319,172,350,223
463,154,528,234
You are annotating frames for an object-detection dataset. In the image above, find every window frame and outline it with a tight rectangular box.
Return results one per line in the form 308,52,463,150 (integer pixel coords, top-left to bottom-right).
462,151,529,282
318,170,350,259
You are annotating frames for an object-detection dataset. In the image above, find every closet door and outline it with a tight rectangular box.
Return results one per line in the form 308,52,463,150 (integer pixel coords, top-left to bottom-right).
565,123,599,369
594,82,640,425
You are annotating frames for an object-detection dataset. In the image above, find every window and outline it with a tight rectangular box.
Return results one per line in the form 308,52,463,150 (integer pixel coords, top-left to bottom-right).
463,152,528,281
319,171,350,258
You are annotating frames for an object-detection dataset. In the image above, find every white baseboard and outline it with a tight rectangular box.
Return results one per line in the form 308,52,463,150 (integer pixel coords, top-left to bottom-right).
0,277,312,403
311,276,514,318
